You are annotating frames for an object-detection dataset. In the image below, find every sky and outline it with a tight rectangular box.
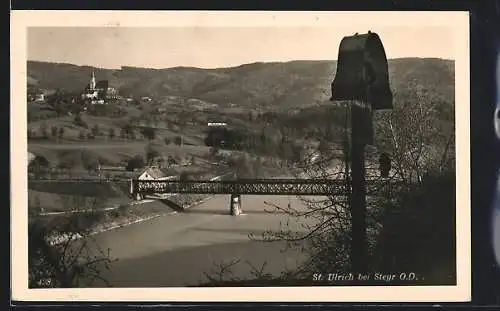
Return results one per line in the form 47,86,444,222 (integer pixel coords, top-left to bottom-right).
27,26,455,70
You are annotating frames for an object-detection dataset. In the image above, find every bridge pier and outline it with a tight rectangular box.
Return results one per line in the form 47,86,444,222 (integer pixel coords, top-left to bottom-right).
229,194,242,216
134,192,143,201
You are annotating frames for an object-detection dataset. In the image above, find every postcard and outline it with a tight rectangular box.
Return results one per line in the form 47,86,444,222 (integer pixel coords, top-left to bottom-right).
11,10,470,302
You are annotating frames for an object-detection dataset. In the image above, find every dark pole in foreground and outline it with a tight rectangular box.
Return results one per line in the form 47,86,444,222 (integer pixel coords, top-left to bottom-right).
343,107,352,240
330,31,393,274
350,104,369,272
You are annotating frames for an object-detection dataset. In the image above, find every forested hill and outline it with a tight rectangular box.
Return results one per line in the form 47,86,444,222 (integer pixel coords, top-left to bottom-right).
27,58,454,110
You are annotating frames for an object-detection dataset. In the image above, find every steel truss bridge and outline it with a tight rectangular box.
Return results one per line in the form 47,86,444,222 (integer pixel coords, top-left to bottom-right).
28,177,398,197
132,178,394,196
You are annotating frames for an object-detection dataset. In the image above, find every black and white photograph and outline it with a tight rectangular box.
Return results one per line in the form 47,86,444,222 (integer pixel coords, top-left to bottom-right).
11,11,470,302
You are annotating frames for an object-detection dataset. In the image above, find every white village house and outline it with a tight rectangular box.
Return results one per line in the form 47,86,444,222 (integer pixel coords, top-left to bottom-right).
131,166,177,200
136,166,177,181
27,152,36,165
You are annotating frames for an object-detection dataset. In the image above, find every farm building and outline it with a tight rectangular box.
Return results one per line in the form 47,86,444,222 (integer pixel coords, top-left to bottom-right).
131,166,177,200
34,93,45,102
136,166,176,181
27,88,51,103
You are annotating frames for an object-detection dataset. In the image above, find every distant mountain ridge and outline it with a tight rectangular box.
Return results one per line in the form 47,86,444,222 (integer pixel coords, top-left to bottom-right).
27,58,455,109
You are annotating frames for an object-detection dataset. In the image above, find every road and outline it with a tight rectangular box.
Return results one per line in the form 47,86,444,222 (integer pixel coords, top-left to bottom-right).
83,194,320,287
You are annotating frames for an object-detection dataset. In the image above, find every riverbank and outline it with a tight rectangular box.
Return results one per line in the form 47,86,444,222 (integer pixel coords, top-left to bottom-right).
41,193,216,246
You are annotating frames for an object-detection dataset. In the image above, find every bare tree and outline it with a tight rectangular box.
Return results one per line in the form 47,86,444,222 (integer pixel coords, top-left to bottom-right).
57,152,81,178
174,135,183,146
28,195,115,288
226,153,264,179
374,81,455,184
40,122,49,139
202,258,242,284
145,143,161,165
248,84,456,279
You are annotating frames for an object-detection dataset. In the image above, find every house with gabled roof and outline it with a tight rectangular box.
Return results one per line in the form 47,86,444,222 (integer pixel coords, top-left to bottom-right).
136,166,177,181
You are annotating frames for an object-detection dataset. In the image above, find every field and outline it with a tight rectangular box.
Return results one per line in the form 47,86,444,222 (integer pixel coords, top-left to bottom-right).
27,106,223,217
31,114,205,142
29,139,212,166
28,189,131,213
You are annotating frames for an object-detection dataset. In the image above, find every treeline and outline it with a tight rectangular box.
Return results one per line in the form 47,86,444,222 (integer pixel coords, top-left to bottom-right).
28,149,104,179
28,113,185,143
28,125,65,141
205,127,306,164
203,105,349,163
215,94,453,162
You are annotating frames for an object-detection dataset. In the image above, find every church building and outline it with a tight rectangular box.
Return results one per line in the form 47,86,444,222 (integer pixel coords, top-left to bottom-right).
81,69,119,104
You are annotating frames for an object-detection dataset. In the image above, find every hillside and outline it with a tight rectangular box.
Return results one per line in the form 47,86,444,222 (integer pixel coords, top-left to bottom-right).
27,58,455,110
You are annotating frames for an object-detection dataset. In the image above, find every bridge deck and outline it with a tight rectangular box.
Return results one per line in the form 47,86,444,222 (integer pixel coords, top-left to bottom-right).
133,178,392,196
28,178,395,196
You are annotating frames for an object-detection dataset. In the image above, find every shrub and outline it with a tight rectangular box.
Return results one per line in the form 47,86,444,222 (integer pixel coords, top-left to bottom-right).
141,127,156,141
373,169,456,284
126,155,145,172
58,127,65,139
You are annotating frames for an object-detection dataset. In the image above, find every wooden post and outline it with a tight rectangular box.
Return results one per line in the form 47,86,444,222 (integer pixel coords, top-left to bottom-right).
350,103,369,273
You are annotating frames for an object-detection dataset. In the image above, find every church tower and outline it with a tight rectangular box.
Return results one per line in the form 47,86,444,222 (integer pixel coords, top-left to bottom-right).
89,69,96,90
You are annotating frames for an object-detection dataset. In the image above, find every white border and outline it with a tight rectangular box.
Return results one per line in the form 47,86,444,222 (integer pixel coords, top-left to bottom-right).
11,10,471,302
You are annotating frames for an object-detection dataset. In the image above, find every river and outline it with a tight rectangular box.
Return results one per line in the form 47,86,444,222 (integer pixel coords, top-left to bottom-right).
82,194,321,287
